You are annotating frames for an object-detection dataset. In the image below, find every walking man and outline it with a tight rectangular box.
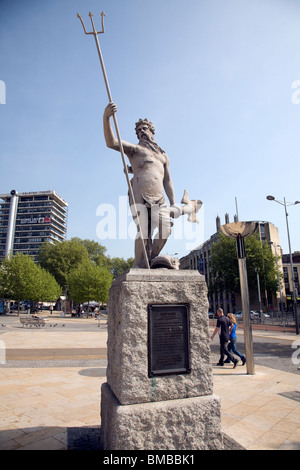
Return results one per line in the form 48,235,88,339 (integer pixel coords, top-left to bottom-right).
211,308,238,368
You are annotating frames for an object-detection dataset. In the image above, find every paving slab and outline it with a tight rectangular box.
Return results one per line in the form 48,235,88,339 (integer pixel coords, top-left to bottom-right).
0,314,300,450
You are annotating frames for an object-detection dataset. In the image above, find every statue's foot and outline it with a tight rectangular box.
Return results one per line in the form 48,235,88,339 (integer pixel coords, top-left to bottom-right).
150,255,180,270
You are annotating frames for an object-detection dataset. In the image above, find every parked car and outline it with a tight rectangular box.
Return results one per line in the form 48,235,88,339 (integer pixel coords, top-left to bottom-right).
234,311,243,318
234,311,256,319
261,312,270,319
208,311,215,319
251,311,270,319
234,310,270,320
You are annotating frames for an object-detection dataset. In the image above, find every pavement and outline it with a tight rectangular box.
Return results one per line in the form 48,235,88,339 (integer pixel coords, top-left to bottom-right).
0,312,300,451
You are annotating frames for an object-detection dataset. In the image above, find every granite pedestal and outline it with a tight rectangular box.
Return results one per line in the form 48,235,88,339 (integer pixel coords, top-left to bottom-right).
100,269,223,450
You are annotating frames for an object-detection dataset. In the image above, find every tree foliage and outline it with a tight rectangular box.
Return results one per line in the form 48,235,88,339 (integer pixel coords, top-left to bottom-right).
210,233,279,297
37,238,90,287
0,238,135,311
0,253,61,303
67,258,113,304
0,239,133,310
71,238,108,266
38,238,134,286
72,238,134,277
104,256,134,278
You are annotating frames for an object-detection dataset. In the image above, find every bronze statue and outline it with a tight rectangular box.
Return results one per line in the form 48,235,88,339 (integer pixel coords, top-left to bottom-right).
104,103,202,268
78,13,202,269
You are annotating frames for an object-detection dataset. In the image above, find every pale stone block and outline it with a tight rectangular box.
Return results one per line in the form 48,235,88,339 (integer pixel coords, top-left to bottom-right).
107,269,212,405
100,383,223,450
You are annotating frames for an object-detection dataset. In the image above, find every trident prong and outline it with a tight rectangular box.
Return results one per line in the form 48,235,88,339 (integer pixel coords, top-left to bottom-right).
77,12,151,269
77,11,105,35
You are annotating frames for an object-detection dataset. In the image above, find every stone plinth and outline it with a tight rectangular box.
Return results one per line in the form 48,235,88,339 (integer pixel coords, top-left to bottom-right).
106,269,212,405
101,383,223,450
100,268,223,450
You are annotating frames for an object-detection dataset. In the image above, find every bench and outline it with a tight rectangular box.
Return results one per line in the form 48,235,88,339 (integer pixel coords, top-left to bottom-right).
20,317,46,328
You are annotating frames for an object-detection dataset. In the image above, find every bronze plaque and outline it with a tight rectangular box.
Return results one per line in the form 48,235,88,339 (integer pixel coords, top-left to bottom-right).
148,304,190,377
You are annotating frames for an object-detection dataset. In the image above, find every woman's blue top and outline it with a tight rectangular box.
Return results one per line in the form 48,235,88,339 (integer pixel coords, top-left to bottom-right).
230,323,237,339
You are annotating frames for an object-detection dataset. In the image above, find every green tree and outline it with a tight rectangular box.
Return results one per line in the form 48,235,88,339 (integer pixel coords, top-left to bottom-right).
73,238,134,277
210,234,239,295
244,235,279,295
67,259,113,305
0,254,61,312
71,238,108,266
37,239,90,287
36,266,61,301
0,253,37,302
105,256,135,278
210,233,279,297
38,238,133,285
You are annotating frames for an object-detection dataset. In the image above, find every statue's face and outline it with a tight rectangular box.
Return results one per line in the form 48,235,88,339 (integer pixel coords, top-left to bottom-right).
136,123,153,143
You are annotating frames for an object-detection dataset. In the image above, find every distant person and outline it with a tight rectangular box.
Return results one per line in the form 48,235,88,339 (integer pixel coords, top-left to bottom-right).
225,313,246,366
210,308,238,368
32,309,38,318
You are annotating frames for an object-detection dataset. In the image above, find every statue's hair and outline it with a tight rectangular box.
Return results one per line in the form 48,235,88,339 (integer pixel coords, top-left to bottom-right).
135,118,155,136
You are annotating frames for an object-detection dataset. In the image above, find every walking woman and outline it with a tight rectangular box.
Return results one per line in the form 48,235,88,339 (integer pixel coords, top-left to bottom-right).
225,313,246,366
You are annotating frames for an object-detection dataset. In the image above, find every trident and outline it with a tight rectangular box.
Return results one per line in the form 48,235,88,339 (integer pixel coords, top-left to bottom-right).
77,11,150,269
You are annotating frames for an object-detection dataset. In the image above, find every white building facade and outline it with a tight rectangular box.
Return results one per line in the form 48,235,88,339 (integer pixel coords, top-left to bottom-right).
0,190,68,261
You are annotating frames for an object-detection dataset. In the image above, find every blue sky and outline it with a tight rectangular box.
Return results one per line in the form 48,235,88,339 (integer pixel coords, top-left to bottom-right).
1,0,300,260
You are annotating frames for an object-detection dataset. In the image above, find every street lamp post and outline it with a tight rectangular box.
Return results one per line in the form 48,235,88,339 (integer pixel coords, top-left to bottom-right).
220,221,258,375
266,196,300,334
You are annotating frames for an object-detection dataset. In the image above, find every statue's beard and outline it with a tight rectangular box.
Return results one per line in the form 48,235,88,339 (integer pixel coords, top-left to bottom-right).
139,135,165,154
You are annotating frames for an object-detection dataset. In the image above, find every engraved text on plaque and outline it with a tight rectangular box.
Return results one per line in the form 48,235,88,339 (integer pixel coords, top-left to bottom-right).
148,304,190,377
